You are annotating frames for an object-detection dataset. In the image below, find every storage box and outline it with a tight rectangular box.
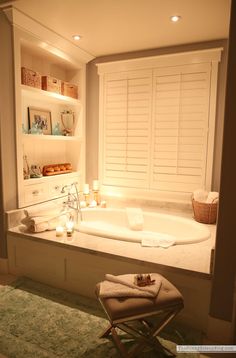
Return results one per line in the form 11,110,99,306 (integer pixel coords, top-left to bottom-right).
61,81,78,99
21,67,41,89
41,76,61,94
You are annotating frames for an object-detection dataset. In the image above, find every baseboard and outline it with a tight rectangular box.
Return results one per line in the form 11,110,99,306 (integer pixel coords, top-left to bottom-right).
0,258,9,274
206,315,233,344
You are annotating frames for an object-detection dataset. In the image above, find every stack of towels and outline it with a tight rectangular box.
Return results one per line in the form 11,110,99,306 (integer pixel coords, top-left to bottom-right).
193,189,219,203
99,273,162,298
22,203,67,233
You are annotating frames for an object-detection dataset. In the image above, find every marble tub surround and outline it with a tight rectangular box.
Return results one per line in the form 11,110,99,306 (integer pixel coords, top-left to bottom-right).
7,197,216,276
9,220,215,276
6,194,194,230
101,194,193,217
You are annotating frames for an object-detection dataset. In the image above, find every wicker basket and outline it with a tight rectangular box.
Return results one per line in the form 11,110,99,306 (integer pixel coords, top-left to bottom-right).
61,81,78,99
192,198,218,224
21,67,41,89
41,75,61,94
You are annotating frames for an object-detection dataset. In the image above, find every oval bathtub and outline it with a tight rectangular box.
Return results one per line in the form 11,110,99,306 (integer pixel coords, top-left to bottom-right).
77,208,210,245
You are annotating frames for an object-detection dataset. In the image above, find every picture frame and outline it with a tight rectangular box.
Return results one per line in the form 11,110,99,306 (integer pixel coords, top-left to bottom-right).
28,107,52,135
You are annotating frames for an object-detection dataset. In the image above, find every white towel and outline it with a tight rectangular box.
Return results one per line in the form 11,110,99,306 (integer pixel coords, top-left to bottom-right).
24,202,65,218
206,191,219,204
141,233,175,248
22,214,68,233
193,189,208,203
126,208,143,231
99,273,162,298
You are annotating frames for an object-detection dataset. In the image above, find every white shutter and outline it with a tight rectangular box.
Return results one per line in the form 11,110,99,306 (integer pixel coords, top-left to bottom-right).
151,63,211,192
102,70,152,188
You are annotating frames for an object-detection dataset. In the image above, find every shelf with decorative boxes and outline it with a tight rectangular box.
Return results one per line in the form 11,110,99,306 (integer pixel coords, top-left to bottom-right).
8,7,89,208
21,85,81,106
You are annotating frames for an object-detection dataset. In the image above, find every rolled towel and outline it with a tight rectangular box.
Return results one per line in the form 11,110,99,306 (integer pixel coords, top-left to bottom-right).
126,208,143,231
193,189,208,203
22,214,68,233
24,202,65,218
206,191,219,204
99,273,162,298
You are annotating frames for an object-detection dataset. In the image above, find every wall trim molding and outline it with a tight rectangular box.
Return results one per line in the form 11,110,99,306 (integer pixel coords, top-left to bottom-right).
97,48,223,74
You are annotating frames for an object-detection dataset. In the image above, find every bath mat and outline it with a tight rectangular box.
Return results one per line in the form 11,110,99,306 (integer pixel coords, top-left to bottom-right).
0,277,201,357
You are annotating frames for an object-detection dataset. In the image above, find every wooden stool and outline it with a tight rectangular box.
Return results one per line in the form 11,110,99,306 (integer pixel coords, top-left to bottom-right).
96,275,184,357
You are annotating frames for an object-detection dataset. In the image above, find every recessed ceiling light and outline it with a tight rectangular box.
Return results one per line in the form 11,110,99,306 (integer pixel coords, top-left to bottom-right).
170,15,181,22
73,35,81,41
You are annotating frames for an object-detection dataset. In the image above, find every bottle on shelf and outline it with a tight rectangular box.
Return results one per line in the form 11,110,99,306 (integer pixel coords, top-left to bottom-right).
23,155,30,179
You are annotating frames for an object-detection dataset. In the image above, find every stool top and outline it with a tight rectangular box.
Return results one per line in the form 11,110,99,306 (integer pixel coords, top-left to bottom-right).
96,275,184,321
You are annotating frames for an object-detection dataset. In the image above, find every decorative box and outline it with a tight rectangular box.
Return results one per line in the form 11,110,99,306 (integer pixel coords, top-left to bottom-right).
61,81,78,99
41,75,61,94
21,67,41,89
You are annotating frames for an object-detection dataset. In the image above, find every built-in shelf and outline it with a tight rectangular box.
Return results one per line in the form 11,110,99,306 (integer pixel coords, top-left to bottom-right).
11,18,86,207
21,84,81,106
22,134,82,141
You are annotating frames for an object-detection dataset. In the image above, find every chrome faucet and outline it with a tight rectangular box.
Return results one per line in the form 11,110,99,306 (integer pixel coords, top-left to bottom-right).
61,182,83,221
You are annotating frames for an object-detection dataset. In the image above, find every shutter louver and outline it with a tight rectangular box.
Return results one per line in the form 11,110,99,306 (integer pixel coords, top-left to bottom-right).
103,71,152,188
151,64,211,192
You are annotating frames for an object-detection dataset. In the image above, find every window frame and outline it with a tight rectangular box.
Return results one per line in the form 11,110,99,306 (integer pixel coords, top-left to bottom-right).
97,49,222,202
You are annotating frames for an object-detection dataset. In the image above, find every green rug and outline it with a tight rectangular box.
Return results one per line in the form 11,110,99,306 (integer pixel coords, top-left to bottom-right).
0,278,201,357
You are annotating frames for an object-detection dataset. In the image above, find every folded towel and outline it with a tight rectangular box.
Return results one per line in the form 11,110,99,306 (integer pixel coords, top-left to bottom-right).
99,273,162,298
193,189,208,203
126,208,143,231
22,214,68,233
206,191,219,204
141,233,175,248
24,202,65,218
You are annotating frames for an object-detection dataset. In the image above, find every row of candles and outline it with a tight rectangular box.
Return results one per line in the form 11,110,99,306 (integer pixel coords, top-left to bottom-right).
83,179,99,194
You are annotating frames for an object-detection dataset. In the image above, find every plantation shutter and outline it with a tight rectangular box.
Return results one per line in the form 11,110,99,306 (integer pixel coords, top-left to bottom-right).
102,70,152,188
151,63,211,192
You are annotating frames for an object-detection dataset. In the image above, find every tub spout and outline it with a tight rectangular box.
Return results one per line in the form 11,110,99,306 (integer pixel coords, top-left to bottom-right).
61,182,83,222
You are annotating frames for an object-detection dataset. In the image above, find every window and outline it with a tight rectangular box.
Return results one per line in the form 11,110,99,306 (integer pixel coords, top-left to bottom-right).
98,49,221,199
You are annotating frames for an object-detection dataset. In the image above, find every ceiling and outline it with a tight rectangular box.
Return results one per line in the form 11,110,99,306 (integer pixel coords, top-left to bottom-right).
9,0,231,57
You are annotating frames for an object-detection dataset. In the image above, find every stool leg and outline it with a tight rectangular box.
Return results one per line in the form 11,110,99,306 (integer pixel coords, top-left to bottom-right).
127,308,181,357
111,327,128,358
99,324,112,338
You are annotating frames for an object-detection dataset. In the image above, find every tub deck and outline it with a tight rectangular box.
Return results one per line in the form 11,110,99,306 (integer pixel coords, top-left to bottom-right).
7,218,216,332
8,222,215,277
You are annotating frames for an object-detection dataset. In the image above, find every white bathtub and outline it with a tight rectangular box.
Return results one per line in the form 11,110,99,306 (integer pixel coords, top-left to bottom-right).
77,208,210,246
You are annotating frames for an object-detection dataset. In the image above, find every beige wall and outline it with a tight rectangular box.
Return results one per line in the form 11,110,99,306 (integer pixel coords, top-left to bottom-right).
86,39,228,191
210,0,236,323
0,10,17,257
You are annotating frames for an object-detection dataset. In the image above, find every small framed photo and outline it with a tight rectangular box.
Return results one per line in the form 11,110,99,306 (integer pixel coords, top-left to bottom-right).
28,107,52,135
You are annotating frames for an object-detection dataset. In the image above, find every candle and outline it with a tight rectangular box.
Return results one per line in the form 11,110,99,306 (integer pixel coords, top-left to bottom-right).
92,180,99,191
80,200,87,208
66,220,74,237
56,226,64,237
100,200,107,208
83,183,89,194
89,200,97,208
